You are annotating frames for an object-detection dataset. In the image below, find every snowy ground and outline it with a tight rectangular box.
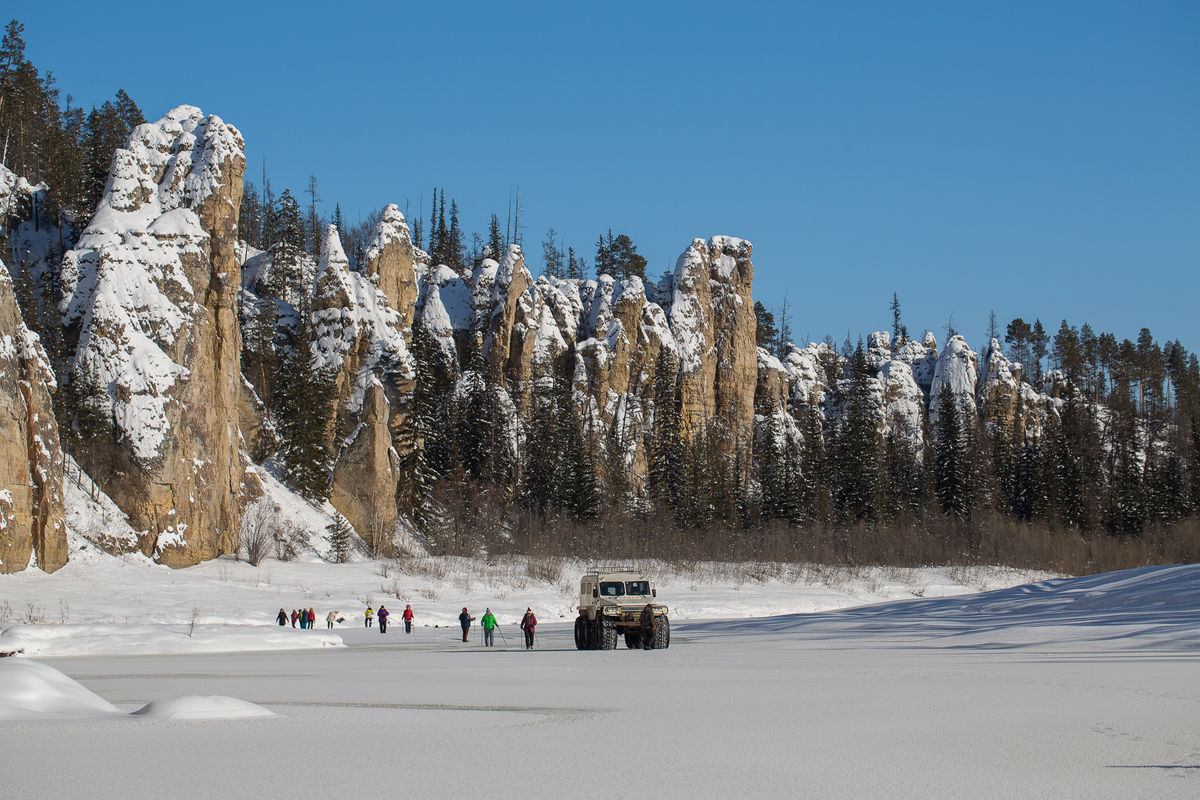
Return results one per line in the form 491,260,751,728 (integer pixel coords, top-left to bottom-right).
1,563,1197,799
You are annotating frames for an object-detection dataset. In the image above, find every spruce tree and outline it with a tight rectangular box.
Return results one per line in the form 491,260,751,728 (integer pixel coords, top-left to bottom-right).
327,512,352,563
934,382,970,519
486,214,504,262
833,342,879,523
274,322,335,502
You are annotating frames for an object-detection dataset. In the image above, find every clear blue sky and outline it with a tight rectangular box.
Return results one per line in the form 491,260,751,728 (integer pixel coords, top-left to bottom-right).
18,1,1200,351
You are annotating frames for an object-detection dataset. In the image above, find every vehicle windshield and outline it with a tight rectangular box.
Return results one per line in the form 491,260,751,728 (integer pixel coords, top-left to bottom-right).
599,581,625,597
625,581,651,595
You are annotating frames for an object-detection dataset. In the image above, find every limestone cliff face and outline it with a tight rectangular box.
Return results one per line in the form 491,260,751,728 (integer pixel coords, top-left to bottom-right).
668,236,757,457
929,335,979,426
0,261,67,573
310,225,413,541
60,105,246,566
362,205,418,338
977,339,1060,441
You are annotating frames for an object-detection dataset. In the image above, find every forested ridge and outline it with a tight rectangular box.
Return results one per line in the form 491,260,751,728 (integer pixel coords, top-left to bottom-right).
3,18,1198,576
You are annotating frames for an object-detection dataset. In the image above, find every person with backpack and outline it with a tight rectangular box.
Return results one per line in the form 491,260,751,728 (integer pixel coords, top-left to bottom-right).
481,608,498,647
458,607,474,642
377,605,389,634
520,607,537,649
276,608,288,627
365,606,374,628
402,604,414,634
639,603,656,650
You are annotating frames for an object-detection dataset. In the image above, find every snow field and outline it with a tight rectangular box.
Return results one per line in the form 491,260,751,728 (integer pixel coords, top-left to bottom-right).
0,564,1196,800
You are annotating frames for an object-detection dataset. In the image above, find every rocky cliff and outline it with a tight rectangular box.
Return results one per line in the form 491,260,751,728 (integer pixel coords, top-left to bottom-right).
60,105,246,566
0,259,67,573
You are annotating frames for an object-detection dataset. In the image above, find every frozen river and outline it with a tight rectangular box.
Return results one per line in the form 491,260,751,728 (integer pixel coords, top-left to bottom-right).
4,565,1198,799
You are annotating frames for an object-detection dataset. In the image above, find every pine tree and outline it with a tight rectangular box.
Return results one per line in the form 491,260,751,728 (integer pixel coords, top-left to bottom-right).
447,199,464,273
566,246,582,280
648,349,683,517
274,322,336,502
934,382,970,519
486,214,504,262
833,342,879,523
754,301,778,351
890,292,903,346
271,189,305,303
327,512,352,563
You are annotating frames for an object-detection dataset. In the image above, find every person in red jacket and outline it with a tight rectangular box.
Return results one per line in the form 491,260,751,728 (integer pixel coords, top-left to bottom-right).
377,605,389,634
520,607,537,649
402,604,414,634
290,609,299,628
306,608,316,629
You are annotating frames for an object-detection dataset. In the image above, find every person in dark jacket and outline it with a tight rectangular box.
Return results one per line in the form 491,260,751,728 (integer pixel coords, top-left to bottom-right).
276,608,288,626
520,607,537,649
639,603,656,650
377,605,389,634
459,607,474,642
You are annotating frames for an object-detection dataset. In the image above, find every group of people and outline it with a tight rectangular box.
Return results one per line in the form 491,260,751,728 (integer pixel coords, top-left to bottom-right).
276,604,536,647
276,608,319,629
362,604,415,634
470,607,538,649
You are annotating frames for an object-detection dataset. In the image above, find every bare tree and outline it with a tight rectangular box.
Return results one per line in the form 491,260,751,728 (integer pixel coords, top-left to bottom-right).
240,501,278,566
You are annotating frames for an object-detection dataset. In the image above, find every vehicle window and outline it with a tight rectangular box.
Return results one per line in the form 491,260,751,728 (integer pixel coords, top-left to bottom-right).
599,582,624,597
625,581,650,595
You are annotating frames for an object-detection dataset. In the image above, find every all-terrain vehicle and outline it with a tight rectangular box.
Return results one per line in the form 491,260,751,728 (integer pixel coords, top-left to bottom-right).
574,569,670,650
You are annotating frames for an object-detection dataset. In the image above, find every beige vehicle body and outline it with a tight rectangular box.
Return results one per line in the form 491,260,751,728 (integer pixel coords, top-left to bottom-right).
574,569,671,649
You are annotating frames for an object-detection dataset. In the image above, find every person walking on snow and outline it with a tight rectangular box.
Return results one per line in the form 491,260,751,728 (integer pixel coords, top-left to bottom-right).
277,608,288,626
377,605,389,634
402,604,414,634
298,608,306,629
459,607,474,642
365,606,374,628
639,603,656,650
290,609,299,628
520,607,537,649
327,610,338,630
307,608,316,629
481,608,498,647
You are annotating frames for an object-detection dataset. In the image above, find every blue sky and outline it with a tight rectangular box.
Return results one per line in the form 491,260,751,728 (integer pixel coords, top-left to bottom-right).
18,1,1199,351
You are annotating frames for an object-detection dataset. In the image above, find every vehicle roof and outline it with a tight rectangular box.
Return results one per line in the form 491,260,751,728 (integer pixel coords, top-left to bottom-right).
582,572,651,580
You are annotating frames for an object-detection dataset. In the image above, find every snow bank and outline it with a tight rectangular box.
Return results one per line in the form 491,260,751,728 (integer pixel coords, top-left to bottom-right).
131,695,274,720
0,660,120,720
685,564,1200,651
0,624,343,658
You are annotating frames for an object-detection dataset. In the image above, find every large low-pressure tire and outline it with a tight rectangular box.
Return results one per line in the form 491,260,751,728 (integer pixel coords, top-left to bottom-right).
574,616,589,650
625,631,642,649
600,620,618,650
654,615,671,649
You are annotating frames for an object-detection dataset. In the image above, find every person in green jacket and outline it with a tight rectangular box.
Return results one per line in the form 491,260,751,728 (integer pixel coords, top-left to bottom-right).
481,608,498,647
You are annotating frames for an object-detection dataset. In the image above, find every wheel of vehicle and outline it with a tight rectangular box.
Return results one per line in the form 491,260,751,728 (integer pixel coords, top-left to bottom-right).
654,615,670,649
625,631,642,649
600,620,618,650
574,616,588,650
